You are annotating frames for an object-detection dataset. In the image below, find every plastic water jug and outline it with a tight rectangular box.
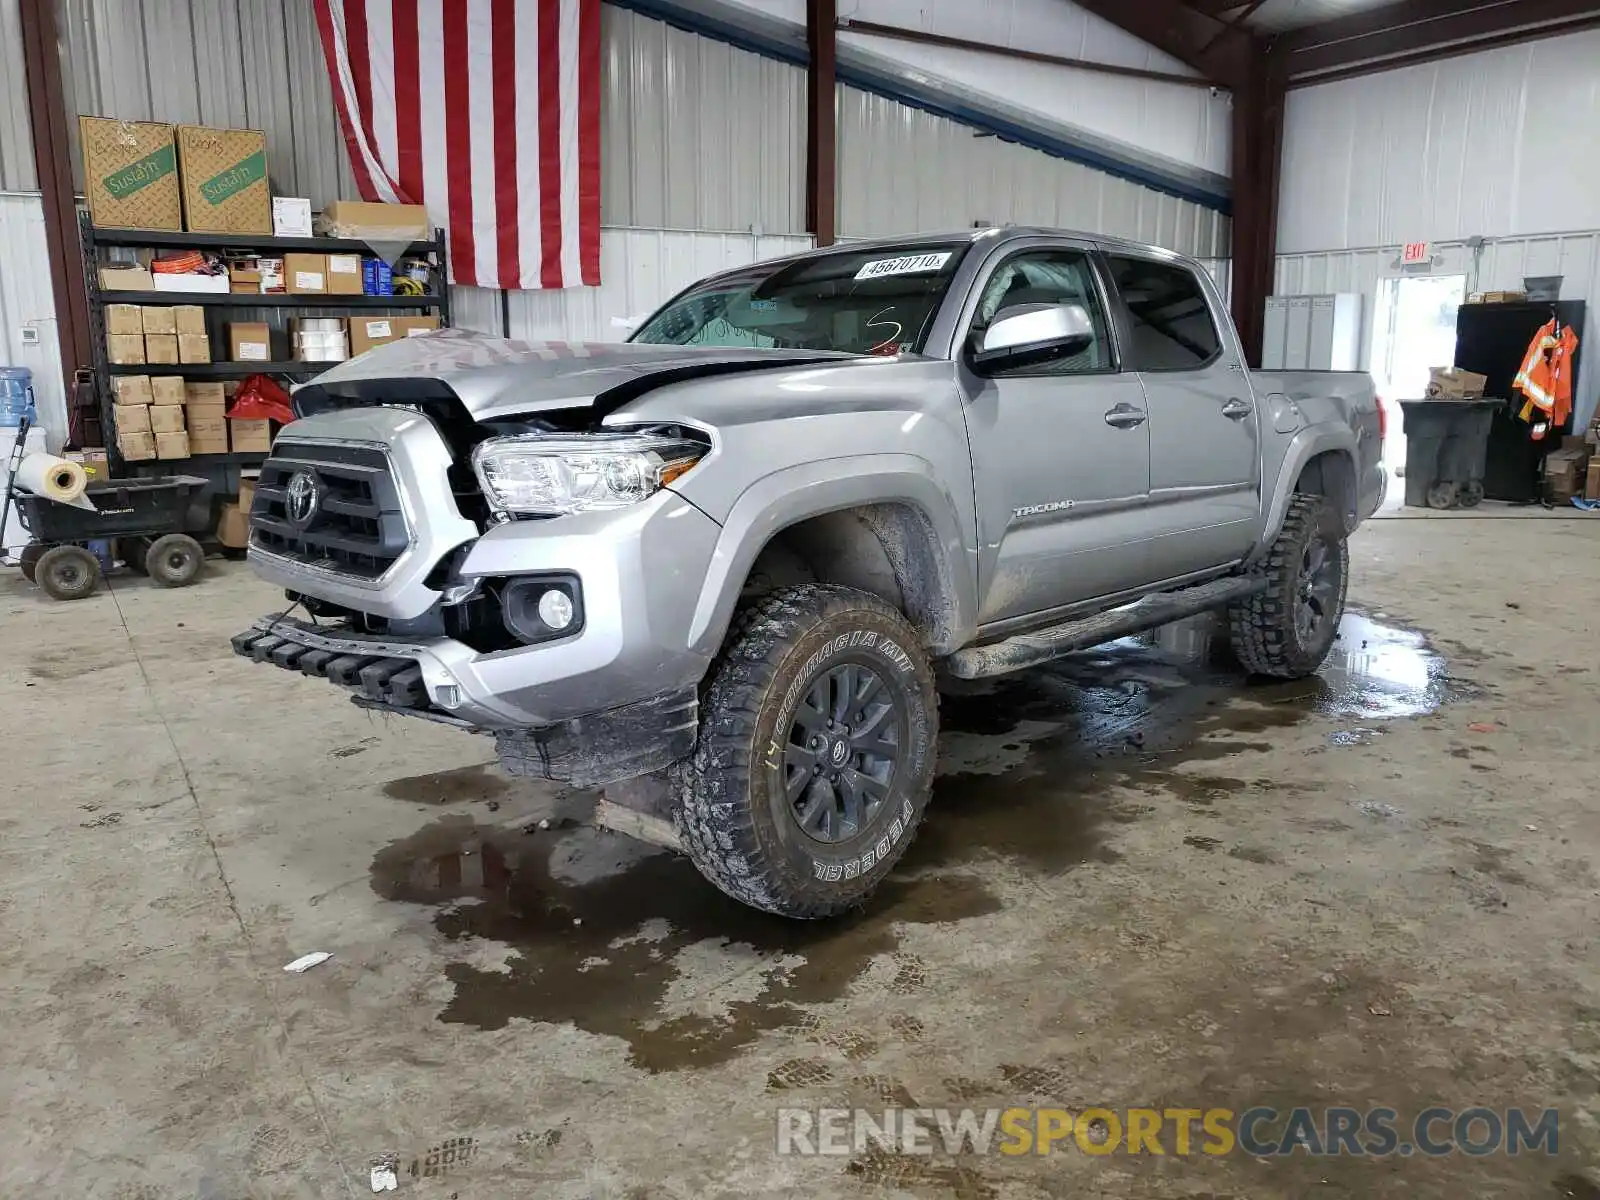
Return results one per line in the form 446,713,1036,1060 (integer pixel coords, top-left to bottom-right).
0,367,35,427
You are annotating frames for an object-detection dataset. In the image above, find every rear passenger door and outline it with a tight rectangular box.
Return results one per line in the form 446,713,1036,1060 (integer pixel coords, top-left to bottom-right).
1103,252,1260,578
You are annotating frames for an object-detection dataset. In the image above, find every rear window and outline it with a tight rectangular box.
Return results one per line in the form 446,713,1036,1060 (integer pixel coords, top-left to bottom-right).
1105,256,1221,371
631,244,969,356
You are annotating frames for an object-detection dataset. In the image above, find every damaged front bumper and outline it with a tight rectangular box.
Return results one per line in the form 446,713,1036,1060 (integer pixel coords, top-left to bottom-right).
230,614,698,787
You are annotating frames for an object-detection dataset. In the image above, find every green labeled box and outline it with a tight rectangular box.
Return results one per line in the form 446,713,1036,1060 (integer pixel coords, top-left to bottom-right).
175,125,271,235
80,118,183,231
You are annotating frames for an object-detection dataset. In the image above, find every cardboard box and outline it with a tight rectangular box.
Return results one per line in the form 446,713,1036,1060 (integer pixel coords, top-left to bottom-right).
229,418,273,453
112,375,153,406
238,475,257,511
145,333,179,365
1482,291,1528,304
1545,446,1590,503
150,376,187,406
100,264,155,291
396,316,440,338
348,315,398,356
216,502,250,549
156,431,191,460
316,200,431,242
141,305,176,334
184,381,227,410
229,322,272,362
284,252,328,294
107,334,145,365
174,305,207,335
67,448,111,486
117,404,152,435
178,333,212,363
150,405,186,434
175,125,270,234
80,117,183,231
258,257,285,293
188,412,229,454
1588,459,1600,501
229,265,262,294
1425,367,1488,400
327,253,364,295
119,431,157,461
105,304,144,335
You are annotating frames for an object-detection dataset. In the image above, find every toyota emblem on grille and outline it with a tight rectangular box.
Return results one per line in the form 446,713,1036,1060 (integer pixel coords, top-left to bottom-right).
285,470,321,529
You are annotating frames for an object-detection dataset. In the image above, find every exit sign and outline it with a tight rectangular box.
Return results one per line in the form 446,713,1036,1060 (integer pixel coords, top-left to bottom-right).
1402,241,1431,265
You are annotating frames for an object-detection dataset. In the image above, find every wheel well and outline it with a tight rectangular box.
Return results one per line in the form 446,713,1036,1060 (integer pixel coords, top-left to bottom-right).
1294,450,1357,533
743,504,957,648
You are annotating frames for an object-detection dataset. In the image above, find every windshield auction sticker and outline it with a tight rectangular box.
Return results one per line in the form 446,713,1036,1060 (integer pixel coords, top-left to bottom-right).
854,252,954,281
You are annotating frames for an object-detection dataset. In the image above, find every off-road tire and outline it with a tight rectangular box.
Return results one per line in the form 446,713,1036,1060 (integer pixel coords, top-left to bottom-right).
145,534,204,588
35,545,100,601
1227,493,1348,679
673,584,939,918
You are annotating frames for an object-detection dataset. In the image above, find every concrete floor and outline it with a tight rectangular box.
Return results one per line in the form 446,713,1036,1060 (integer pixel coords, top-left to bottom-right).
3,520,1599,1200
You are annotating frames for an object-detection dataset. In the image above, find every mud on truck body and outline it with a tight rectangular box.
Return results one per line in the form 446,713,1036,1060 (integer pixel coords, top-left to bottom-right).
233,227,1385,918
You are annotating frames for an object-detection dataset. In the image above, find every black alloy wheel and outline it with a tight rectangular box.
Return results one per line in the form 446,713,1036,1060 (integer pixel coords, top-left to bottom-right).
782,661,903,844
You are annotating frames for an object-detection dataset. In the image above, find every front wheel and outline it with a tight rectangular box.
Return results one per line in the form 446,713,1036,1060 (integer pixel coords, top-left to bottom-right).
35,545,101,601
673,584,939,918
1227,493,1348,678
145,534,204,588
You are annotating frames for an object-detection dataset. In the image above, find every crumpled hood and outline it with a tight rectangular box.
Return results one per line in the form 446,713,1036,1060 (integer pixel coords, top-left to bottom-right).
304,327,858,420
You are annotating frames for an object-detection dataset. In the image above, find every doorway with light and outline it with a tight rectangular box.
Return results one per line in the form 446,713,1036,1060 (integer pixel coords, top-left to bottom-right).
1370,273,1467,509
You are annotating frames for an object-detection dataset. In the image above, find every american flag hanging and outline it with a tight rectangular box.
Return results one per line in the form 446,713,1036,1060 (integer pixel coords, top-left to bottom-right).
312,0,601,290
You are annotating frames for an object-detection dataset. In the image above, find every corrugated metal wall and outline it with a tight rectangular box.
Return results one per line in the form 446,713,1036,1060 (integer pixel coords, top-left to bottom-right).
0,0,35,191
454,227,813,341
1276,231,1600,428
0,195,68,450
604,6,805,233
838,87,1231,258
54,0,360,204
1279,27,1600,256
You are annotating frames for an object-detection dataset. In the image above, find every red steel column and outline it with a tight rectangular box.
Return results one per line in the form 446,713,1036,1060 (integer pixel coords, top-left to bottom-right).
806,0,837,247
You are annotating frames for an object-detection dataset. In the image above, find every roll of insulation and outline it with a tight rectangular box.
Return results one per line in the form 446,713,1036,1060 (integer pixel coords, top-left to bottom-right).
15,453,89,504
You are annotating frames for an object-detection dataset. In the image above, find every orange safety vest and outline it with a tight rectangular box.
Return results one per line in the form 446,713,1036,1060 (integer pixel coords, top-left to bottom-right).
1514,318,1579,439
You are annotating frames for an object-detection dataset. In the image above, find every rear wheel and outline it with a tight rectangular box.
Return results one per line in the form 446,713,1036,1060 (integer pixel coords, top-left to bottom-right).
35,545,100,601
1458,479,1484,508
145,534,204,588
673,584,939,918
1427,480,1459,509
18,542,44,583
1227,493,1348,679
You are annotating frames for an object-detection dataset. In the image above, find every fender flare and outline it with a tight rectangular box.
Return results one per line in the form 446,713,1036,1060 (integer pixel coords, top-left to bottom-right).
683,454,976,657
1253,425,1359,561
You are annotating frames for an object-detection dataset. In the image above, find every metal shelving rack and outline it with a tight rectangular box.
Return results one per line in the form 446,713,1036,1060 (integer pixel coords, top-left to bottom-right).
79,211,451,477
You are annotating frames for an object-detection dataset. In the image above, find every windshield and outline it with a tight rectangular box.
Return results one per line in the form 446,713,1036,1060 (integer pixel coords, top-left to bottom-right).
630,243,970,356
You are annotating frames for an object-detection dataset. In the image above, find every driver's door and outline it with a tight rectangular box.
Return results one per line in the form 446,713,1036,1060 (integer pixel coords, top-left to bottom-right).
960,245,1153,626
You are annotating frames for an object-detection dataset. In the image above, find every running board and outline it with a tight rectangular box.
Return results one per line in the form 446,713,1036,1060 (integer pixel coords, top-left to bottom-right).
945,576,1266,680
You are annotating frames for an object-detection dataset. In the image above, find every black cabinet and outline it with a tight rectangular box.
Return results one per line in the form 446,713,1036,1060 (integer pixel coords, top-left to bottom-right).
1453,300,1584,503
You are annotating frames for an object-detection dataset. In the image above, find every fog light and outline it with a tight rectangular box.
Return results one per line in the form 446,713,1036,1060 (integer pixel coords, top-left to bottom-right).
435,684,462,709
537,588,574,630
500,574,585,644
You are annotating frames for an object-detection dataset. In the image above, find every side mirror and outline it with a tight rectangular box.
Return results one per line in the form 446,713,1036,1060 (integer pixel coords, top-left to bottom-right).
970,303,1096,374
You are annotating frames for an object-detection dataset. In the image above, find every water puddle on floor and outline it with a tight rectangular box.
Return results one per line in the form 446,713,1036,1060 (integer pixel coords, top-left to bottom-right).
371,609,1461,1069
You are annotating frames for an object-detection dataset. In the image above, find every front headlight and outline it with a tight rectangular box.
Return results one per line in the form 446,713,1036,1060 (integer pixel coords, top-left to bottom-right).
471,432,705,517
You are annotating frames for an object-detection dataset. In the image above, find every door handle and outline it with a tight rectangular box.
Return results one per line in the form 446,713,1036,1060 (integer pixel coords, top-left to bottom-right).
1221,397,1253,419
1103,404,1147,429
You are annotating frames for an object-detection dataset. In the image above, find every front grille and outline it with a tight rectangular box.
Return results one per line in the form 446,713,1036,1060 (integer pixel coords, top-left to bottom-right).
250,442,409,579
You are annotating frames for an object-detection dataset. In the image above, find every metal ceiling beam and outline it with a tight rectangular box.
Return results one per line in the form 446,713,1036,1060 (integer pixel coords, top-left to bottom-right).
1283,0,1600,80
1067,0,1253,87
806,0,837,247
837,18,1217,88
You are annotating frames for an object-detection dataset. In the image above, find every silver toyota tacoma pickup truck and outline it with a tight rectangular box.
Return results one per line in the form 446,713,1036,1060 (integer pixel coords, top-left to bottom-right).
233,227,1383,917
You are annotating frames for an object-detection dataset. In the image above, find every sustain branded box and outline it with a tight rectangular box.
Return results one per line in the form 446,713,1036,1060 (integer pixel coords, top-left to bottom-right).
175,125,271,235
80,118,182,231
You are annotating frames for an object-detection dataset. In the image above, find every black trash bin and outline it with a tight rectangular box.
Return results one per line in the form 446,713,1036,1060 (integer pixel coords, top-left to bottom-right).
1397,398,1505,508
